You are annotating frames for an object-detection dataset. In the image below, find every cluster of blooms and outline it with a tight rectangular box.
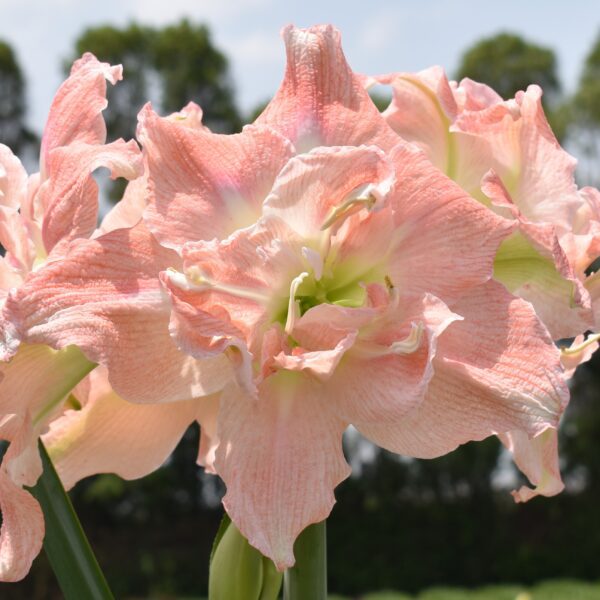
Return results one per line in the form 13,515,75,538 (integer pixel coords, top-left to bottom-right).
1,25,599,581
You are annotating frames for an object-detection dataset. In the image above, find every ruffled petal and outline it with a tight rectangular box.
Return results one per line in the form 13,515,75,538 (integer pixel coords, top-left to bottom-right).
196,393,220,474
499,428,564,502
485,170,594,338
380,69,491,193
0,415,44,582
0,343,94,420
2,225,231,403
43,367,200,489
0,146,32,271
357,281,568,458
40,53,122,172
453,85,582,229
139,103,294,251
97,174,149,235
256,25,398,152
0,144,27,210
560,334,600,378
263,145,394,240
40,139,142,256
215,375,350,570
380,67,458,172
388,144,513,305
325,293,459,424
165,218,305,360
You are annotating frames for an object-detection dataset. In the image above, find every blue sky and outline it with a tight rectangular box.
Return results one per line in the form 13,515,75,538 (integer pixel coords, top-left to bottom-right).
1,0,599,134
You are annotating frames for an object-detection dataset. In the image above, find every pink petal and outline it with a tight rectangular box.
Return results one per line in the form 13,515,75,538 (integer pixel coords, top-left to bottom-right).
0,343,94,420
0,467,44,582
40,53,122,173
97,174,148,235
0,147,32,270
484,170,594,338
43,367,201,489
165,218,305,361
0,415,44,582
256,25,398,152
499,428,564,502
323,293,459,425
263,145,394,239
195,393,220,474
560,334,599,378
2,225,231,403
40,138,142,256
388,143,513,305
0,207,33,274
453,78,503,111
380,67,458,172
139,103,294,251
357,281,568,458
380,69,491,192
453,85,582,229
0,145,27,210
215,375,350,570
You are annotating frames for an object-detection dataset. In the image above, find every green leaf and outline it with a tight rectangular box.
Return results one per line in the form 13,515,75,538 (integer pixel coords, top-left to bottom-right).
28,441,114,600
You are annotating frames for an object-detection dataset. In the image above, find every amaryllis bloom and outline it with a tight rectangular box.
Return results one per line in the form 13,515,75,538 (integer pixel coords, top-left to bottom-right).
0,54,190,581
152,26,564,567
160,139,567,568
1,25,571,574
376,68,600,341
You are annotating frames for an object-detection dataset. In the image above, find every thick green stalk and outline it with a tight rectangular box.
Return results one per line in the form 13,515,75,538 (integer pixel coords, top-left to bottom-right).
29,441,114,600
283,521,327,600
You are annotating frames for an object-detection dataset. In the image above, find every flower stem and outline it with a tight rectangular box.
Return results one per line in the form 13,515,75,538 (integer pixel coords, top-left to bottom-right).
30,441,114,600
283,520,327,600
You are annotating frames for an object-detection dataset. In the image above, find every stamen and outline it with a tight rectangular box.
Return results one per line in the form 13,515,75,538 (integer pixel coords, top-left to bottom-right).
164,267,271,305
285,272,309,334
353,322,424,359
320,193,377,231
384,275,400,309
389,322,424,354
320,181,389,231
561,333,600,356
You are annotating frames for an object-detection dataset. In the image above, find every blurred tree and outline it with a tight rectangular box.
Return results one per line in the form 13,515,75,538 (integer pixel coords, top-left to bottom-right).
0,39,36,155
456,32,560,101
154,20,241,132
572,30,600,185
456,33,568,140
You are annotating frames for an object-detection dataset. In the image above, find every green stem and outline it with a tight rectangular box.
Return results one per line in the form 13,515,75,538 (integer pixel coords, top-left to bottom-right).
283,520,327,600
29,441,114,600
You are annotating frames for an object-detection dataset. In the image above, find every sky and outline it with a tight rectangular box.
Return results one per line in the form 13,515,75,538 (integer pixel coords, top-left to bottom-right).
0,0,599,135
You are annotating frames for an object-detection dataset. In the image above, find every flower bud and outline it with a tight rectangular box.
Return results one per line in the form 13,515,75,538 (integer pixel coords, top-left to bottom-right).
209,516,282,600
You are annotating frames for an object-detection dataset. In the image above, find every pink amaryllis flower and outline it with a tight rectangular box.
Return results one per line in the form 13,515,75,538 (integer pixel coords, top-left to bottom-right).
376,67,600,342
1,25,570,573
160,138,567,568
0,53,146,581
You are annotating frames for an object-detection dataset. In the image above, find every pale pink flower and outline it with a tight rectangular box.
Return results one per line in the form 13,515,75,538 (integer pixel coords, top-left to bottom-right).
0,53,145,581
158,136,567,568
378,68,600,340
